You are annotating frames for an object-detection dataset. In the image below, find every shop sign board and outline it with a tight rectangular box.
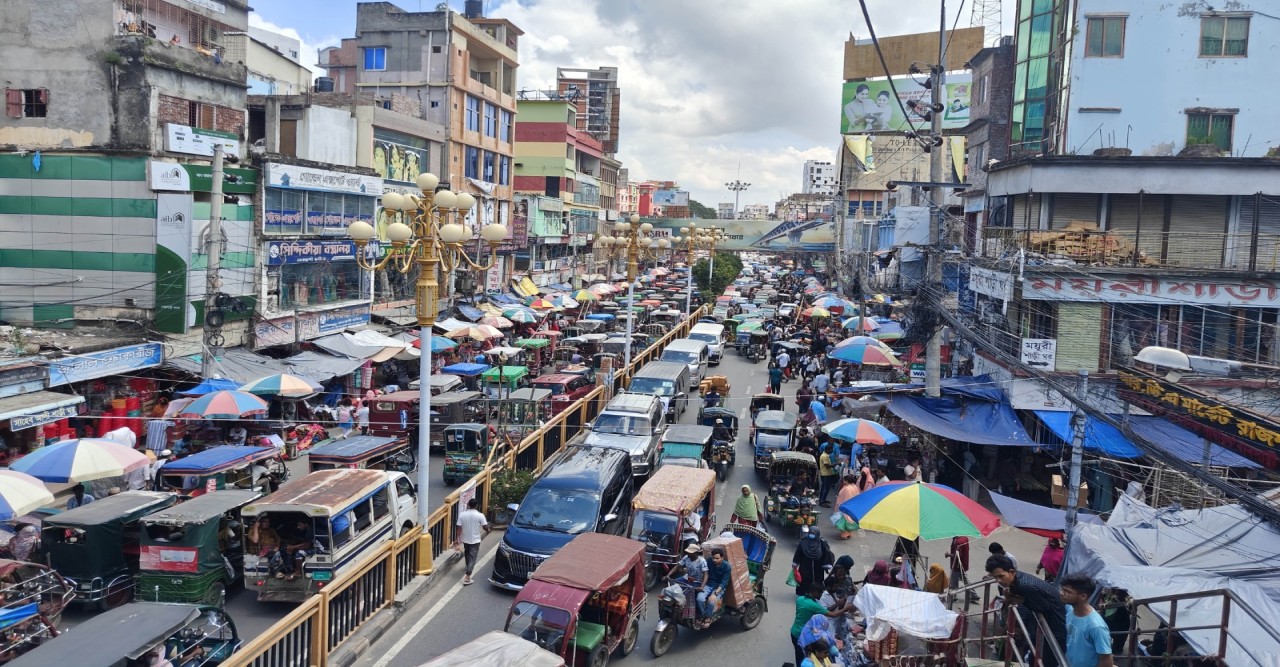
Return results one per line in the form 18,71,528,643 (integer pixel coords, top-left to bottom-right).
266,240,358,265
265,163,383,196
47,343,165,387
9,403,81,431
1022,274,1280,307
1020,339,1057,369
164,123,240,158
0,363,47,395
149,161,258,194
1118,368,1280,454
253,304,372,349
969,268,1015,302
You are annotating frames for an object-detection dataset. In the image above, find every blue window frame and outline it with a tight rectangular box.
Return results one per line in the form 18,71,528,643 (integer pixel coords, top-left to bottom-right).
465,146,480,179
483,103,498,138
483,151,496,183
499,156,510,185
465,97,481,132
500,110,513,142
363,47,386,71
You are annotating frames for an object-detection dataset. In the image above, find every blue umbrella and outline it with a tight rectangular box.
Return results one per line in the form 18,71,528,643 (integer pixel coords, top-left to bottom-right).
178,377,239,396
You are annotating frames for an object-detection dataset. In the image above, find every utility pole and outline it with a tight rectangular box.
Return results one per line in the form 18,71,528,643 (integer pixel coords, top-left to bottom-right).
1065,369,1088,533
924,1,948,398
200,145,225,379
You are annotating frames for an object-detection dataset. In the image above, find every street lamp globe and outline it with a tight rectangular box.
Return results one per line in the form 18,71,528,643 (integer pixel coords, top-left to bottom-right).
455,192,476,211
680,227,690,235
657,237,671,249
438,222,468,244
480,223,508,242
387,222,413,243
416,172,439,192
348,220,375,241
640,222,653,234
382,192,406,211
629,214,640,224
433,190,458,210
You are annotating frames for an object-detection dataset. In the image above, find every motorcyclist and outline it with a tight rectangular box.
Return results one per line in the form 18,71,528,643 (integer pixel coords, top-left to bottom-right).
712,418,734,444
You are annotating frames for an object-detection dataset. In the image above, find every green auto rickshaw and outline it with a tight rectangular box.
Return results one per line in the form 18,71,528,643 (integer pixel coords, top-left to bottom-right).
443,423,498,485
136,490,261,606
480,365,530,400
499,387,553,443
42,491,177,610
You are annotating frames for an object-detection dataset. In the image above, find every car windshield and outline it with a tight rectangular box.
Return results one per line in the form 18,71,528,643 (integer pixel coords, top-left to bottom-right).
661,350,696,364
532,381,566,395
514,488,601,534
593,413,652,436
508,601,572,650
629,377,676,396
689,333,718,345
629,510,679,554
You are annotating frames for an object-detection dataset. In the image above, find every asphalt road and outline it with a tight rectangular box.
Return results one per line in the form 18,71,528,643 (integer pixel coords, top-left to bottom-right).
351,346,1054,666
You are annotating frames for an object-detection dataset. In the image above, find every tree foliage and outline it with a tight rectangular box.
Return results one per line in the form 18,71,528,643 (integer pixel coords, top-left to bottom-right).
687,199,718,220
692,252,743,304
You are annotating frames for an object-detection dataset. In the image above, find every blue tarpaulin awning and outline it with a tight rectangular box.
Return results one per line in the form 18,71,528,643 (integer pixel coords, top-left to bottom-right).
1032,411,1261,468
457,305,484,321
886,394,1037,447
440,363,490,376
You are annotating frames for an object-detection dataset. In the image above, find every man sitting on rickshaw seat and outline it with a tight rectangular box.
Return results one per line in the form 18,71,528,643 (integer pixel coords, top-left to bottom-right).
267,518,313,581
712,419,733,444
790,470,814,496
700,548,732,618
681,512,701,551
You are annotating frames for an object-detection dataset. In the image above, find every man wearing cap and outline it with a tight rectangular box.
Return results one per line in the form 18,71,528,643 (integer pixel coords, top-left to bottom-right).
731,484,763,527
672,543,708,612
147,449,172,490
712,418,733,445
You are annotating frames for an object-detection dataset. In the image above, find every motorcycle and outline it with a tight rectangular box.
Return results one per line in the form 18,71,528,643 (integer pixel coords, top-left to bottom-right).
711,440,734,482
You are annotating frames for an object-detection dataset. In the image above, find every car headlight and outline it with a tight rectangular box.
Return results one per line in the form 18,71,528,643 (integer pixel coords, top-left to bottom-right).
498,542,512,557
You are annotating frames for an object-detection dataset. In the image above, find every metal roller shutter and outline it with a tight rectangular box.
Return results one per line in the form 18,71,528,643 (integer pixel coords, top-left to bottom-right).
1050,193,1100,229
1008,193,1042,230
1167,195,1228,268
1237,195,1280,270
1107,194,1166,261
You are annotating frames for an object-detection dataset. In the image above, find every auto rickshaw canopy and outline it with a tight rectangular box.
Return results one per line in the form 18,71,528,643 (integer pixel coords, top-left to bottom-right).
755,409,799,432
481,366,530,384
157,445,279,475
526,532,646,597
632,466,715,515
440,363,491,376
6,602,224,667
513,338,551,350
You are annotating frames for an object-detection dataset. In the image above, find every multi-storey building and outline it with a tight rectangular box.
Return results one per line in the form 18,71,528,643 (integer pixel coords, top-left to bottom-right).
556,67,620,156
956,39,1014,246
801,160,837,196
718,203,735,219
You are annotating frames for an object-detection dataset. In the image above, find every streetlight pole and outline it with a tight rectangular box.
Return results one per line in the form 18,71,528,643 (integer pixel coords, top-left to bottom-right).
725,180,750,219
602,215,667,376
677,221,698,315
348,174,507,533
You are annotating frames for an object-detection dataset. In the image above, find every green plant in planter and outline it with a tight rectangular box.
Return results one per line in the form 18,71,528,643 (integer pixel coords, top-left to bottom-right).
488,468,535,520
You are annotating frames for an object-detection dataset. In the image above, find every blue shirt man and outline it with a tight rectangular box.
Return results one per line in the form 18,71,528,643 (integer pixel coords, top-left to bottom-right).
699,550,732,617
1060,573,1115,667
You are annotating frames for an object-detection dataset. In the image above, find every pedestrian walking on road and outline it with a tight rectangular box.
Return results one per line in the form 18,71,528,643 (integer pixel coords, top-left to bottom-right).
768,363,783,394
454,497,490,585
356,402,370,436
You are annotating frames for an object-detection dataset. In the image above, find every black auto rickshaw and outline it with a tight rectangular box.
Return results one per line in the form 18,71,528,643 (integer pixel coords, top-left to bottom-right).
307,435,415,473
764,451,819,529
42,491,177,610
136,490,261,605
747,330,769,362
6,602,240,667
443,423,499,485
627,466,717,591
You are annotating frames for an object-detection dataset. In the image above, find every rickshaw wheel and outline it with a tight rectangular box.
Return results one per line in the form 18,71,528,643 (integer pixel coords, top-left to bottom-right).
643,566,659,592
739,598,764,630
621,618,640,656
650,624,676,657
99,581,132,611
204,581,227,607
588,644,610,667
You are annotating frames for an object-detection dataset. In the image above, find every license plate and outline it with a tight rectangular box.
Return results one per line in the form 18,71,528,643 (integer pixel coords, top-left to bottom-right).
311,571,333,581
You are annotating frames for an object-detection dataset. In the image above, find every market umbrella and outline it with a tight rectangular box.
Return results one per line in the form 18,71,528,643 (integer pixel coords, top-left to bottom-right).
0,471,55,520
179,390,270,419
549,295,579,309
526,298,558,310
588,283,615,296
829,344,902,367
814,296,853,311
446,325,505,341
10,439,150,484
842,317,881,331
822,418,900,445
837,481,1002,540
239,373,323,398
804,306,832,319
177,377,239,396
481,316,514,329
835,335,892,350
503,308,540,324
411,335,459,351
572,289,598,302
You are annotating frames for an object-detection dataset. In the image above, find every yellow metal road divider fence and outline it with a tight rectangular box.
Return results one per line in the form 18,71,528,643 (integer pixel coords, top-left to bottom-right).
225,307,706,667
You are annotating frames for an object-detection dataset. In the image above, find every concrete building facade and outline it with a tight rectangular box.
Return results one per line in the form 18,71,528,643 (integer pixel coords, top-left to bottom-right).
556,66,621,155
801,160,837,195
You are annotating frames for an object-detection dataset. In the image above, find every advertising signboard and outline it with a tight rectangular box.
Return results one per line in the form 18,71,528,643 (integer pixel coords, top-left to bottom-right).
645,217,834,253
47,343,165,387
840,74,972,133
652,189,690,206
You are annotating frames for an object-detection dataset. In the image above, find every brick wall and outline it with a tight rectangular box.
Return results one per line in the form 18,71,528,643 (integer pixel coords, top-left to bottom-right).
157,94,245,135
1055,302,1102,372
388,94,421,117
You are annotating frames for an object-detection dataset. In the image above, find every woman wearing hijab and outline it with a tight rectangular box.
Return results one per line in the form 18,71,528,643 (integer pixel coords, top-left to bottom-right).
863,559,893,587
731,484,763,527
791,528,835,595
832,474,860,539
1035,537,1065,582
862,560,900,661
925,562,949,594
9,526,39,561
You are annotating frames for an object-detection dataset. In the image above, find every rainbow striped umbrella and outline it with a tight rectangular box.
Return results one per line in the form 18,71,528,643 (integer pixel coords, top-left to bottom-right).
821,418,899,445
10,439,150,484
837,481,1002,540
526,298,558,310
835,335,892,350
572,289,598,302
842,316,881,331
179,390,270,419
803,306,832,318
239,373,323,398
0,471,55,520
829,343,902,367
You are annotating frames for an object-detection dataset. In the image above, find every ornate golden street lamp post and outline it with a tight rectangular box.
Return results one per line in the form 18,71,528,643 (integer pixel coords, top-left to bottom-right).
598,214,669,373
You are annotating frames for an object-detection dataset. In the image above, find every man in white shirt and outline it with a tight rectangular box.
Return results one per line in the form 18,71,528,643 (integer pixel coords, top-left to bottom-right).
356,403,371,436
776,350,791,380
453,497,490,585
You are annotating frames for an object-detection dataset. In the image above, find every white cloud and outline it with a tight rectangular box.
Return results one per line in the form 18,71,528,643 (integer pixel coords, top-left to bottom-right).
247,14,342,75
486,0,938,209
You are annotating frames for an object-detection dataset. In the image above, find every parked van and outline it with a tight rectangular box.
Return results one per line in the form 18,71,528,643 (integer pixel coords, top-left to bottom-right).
489,446,633,590
628,361,691,421
580,392,666,477
241,469,418,602
688,323,726,365
660,339,710,388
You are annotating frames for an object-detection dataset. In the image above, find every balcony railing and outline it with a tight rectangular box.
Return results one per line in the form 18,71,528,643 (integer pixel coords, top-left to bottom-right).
980,227,1280,272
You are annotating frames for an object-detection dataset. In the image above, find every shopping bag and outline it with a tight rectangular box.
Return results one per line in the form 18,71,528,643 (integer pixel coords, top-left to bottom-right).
786,565,801,588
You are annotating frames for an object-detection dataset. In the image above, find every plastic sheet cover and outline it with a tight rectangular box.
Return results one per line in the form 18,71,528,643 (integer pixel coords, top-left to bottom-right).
886,395,1037,447
852,583,958,641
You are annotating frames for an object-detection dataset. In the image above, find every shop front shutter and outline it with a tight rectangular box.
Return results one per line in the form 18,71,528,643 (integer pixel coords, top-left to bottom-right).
1008,193,1042,230
1107,194,1166,262
1168,195,1228,268
1050,193,1100,229
1236,195,1280,270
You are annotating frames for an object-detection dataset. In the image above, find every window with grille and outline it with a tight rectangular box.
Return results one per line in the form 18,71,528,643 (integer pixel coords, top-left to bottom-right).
1186,112,1234,151
5,89,48,118
1200,16,1248,56
188,101,215,130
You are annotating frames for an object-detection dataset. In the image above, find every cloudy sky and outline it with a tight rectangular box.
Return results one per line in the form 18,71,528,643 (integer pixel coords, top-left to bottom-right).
248,0,1003,209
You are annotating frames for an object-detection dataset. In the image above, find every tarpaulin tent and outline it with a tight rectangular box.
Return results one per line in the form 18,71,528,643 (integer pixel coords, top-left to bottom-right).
1064,494,1280,666
1033,411,1260,468
886,394,1037,447
989,491,1103,538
